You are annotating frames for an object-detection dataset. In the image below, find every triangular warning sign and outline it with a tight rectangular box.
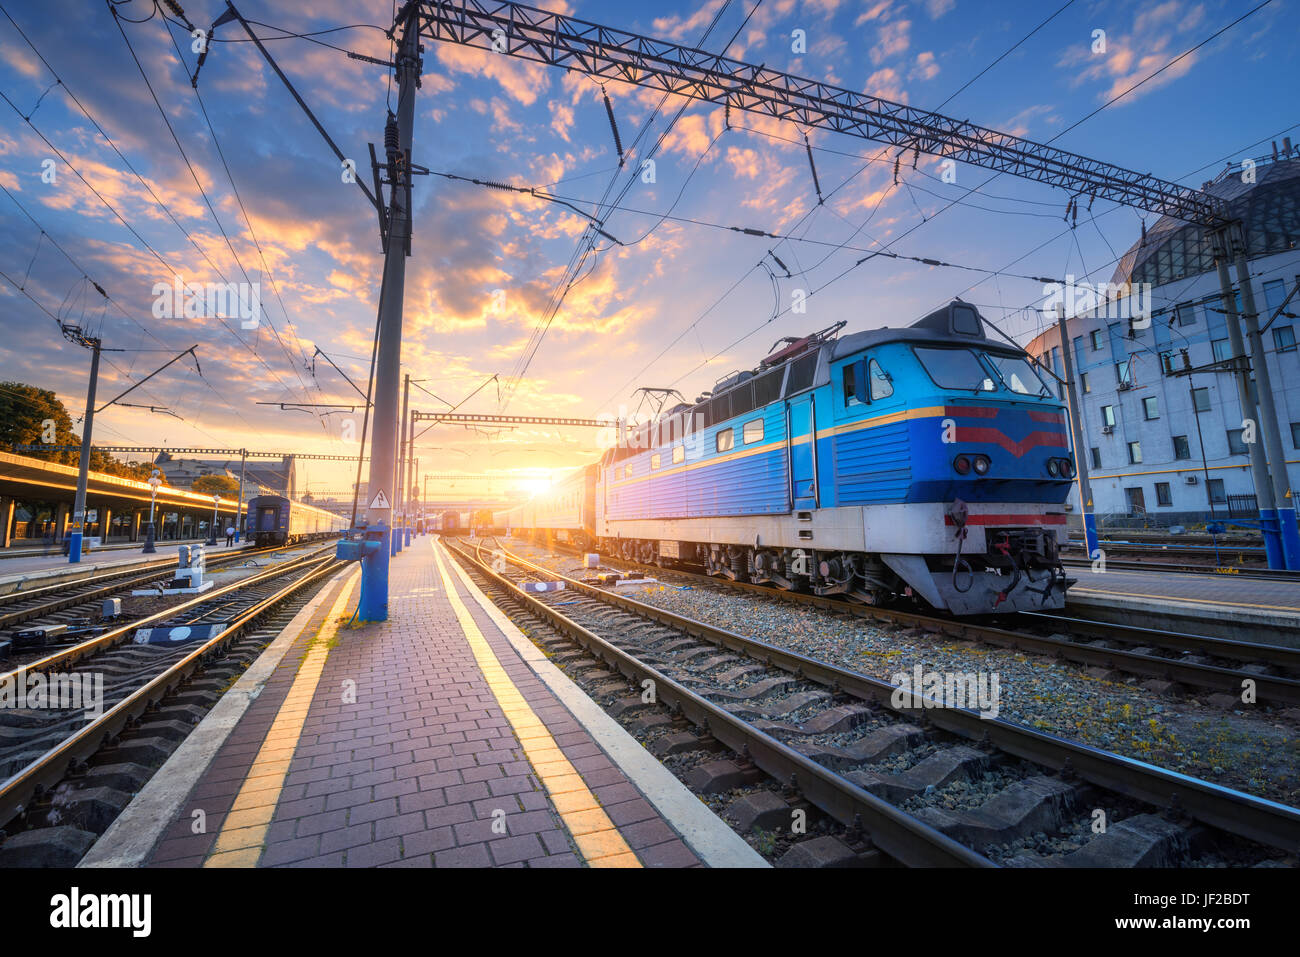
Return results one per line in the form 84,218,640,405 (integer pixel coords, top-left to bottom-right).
368,489,390,509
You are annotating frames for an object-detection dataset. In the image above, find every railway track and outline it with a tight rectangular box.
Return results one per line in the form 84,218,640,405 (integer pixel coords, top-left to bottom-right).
445,537,1300,868
502,537,1300,709
0,550,343,866
0,545,288,635
1060,555,1292,580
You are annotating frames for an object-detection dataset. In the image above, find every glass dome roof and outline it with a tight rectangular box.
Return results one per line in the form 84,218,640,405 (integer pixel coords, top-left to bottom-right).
1112,154,1300,288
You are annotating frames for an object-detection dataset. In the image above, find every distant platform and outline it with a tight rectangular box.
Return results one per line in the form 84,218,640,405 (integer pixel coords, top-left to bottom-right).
1067,566,1300,645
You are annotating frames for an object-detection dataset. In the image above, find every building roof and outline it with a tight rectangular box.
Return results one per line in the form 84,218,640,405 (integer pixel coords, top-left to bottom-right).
1112,154,1300,288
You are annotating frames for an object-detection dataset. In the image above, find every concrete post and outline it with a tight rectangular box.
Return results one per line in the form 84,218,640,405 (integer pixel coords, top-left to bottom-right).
1233,243,1300,569
68,336,100,563
1055,304,1098,558
357,8,420,622
1211,228,1282,568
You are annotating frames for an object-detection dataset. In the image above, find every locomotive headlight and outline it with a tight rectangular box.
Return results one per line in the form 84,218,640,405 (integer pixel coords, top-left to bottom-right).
953,455,972,475
1060,458,1076,479
1046,458,1061,477
972,455,991,476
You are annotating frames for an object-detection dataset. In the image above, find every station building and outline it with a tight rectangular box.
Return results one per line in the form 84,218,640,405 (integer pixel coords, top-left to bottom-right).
1025,150,1300,527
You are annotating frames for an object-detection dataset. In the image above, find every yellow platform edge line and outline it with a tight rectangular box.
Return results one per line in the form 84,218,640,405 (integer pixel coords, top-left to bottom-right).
431,541,641,868
203,568,361,867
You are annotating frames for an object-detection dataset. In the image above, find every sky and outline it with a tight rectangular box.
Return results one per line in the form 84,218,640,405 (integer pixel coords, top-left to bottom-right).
0,0,1294,501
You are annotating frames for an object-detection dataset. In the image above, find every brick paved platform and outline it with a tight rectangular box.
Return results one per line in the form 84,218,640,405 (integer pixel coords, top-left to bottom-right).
86,536,761,869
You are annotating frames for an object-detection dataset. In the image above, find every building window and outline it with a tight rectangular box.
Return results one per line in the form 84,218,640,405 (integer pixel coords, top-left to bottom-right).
1292,422,1300,450
1080,371,1090,394
1274,326,1296,353
1227,429,1249,455
1115,359,1131,385
671,445,685,465
624,464,632,478
1263,278,1286,310
1212,338,1232,363
743,418,764,444
716,428,735,453
1173,435,1191,460
651,453,661,470
1155,482,1172,507
1090,329,1103,350
1192,387,1211,412
1207,478,1226,504
1127,441,1142,464
1090,447,1101,469
1175,302,1196,326
1143,396,1158,420
1101,405,1116,427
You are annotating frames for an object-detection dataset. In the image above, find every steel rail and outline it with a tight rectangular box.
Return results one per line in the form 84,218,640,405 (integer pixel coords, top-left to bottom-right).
0,558,343,830
1020,611,1300,671
0,545,336,681
470,540,1300,854
451,537,991,867
526,541,1300,705
0,545,288,629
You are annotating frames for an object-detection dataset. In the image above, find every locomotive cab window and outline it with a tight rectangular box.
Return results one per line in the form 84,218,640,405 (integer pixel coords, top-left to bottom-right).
842,362,866,407
868,359,893,399
716,428,735,453
743,418,764,444
844,358,894,405
912,347,996,392
672,445,685,464
985,353,1051,397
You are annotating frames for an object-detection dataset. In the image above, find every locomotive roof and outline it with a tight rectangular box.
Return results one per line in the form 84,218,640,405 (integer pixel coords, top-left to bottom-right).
832,300,1027,361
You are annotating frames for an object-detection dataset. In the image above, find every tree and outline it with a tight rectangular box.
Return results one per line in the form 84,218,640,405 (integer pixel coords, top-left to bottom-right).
1,380,157,479
0,381,78,464
192,474,240,494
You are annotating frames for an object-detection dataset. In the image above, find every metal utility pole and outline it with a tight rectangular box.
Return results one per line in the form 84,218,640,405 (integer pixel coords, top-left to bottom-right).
1188,377,1215,518
357,3,420,621
1210,227,1283,568
393,372,410,557
1233,240,1300,568
1053,306,1098,558
405,415,416,546
234,448,247,542
64,324,101,564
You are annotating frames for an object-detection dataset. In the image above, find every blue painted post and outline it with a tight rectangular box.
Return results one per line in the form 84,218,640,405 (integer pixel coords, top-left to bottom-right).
357,10,419,622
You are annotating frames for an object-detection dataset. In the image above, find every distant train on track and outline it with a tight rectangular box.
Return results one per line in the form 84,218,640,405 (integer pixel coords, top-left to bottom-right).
245,495,349,546
496,301,1074,615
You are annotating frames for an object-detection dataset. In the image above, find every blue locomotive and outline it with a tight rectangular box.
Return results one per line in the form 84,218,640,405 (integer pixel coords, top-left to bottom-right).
502,301,1074,614
245,495,349,546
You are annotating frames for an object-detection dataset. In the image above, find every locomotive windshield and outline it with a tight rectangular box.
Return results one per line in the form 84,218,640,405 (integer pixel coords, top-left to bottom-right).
985,353,1053,397
912,347,996,392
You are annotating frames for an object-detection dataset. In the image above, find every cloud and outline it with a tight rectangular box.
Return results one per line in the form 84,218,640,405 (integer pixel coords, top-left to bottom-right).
1058,1,1210,107
911,51,940,82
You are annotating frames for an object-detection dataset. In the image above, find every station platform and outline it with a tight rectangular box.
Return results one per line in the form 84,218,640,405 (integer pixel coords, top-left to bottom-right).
82,537,761,869
0,539,251,594
1066,566,1300,645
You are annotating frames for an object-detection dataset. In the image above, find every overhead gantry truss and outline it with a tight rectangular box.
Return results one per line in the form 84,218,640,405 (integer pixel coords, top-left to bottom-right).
416,0,1225,226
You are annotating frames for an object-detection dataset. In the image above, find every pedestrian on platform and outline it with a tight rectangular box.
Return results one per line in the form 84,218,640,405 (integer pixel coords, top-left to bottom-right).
225,524,236,547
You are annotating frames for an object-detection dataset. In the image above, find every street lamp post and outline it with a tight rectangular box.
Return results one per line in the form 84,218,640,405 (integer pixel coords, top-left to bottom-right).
206,494,220,546
143,469,161,554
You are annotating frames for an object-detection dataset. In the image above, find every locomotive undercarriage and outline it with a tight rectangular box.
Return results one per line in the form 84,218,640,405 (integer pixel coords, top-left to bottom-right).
595,528,1071,614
